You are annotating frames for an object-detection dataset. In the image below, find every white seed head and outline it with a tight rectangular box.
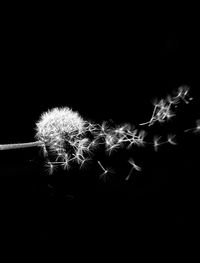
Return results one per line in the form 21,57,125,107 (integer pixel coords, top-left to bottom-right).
35,107,90,168
35,107,86,142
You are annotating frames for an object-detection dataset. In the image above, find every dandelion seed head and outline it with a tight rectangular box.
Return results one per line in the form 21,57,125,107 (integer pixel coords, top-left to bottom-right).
35,107,91,169
35,107,86,142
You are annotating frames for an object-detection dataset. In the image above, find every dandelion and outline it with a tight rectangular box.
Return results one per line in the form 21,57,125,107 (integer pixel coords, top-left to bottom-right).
35,107,87,148
0,85,197,178
0,107,94,172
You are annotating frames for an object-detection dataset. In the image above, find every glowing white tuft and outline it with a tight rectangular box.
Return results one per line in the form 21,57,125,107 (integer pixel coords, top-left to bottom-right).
35,107,86,142
35,107,89,166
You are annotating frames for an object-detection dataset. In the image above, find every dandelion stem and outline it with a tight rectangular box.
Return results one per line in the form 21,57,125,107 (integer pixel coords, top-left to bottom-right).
0,141,44,150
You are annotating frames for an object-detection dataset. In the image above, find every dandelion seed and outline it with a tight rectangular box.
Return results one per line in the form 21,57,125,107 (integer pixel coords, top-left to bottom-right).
128,158,142,171
97,160,106,172
176,85,192,104
61,154,71,170
153,135,163,152
100,121,110,135
79,157,92,170
97,160,115,181
105,134,115,148
87,139,99,151
167,134,177,145
99,167,115,182
45,161,56,175
136,130,147,147
71,151,84,165
125,158,141,180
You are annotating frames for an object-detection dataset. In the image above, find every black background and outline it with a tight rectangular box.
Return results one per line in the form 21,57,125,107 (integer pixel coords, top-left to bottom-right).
0,6,199,250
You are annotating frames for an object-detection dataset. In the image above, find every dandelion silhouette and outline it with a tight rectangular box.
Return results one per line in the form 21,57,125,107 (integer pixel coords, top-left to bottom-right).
0,85,198,178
